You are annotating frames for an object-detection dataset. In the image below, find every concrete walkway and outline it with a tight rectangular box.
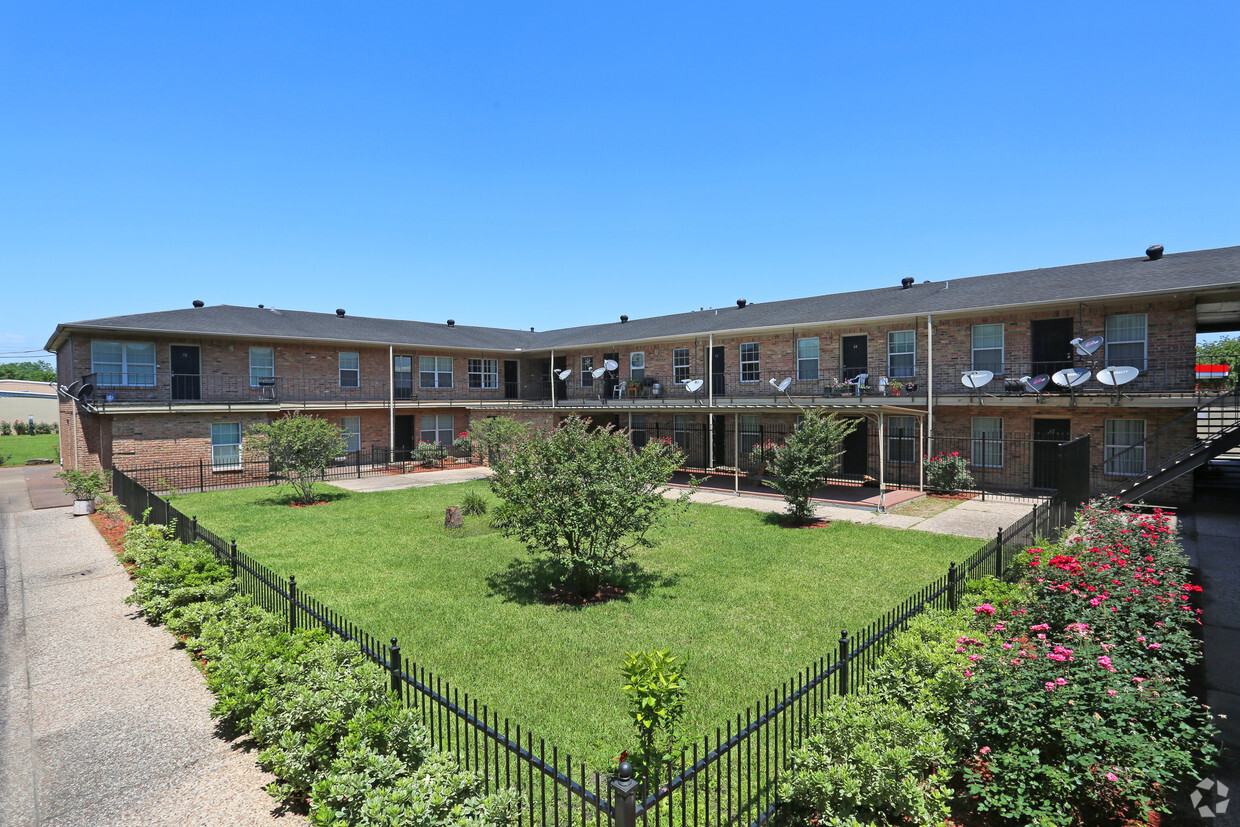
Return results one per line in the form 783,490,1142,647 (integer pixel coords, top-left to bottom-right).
0,467,303,826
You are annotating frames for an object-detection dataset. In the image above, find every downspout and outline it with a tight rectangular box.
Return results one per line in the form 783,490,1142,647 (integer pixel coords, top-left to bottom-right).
388,346,394,459
926,314,934,453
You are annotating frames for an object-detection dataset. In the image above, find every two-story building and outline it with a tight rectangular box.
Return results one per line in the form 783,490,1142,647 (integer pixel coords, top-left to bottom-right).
45,244,1240,501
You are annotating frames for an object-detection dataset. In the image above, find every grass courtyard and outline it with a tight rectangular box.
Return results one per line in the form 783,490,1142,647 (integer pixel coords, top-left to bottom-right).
0,433,58,466
171,480,980,769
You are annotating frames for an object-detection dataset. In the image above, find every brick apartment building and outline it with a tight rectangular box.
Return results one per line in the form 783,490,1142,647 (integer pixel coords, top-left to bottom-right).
46,245,1240,501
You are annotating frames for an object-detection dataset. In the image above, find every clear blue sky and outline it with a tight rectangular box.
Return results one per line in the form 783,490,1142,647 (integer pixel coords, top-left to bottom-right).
3,2,1238,364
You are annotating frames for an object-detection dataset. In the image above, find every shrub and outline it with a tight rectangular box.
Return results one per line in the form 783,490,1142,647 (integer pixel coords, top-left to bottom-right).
922,451,974,493
0,421,10,435
620,650,688,783
460,490,488,516
56,468,109,500
762,409,858,523
414,441,445,468
778,694,952,826
123,536,234,623
452,431,475,457
467,416,529,466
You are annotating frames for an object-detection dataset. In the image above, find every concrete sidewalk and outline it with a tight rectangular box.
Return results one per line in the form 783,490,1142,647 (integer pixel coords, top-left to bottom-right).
0,467,303,826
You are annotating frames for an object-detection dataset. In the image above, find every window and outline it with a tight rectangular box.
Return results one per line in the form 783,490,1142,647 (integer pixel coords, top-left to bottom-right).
92,341,156,387
630,352,645,382
630,413,647,448
420,356,453,389
394,355,412,399
971,417,1004,468
341,416,361,453
420,413,455,445
581,356,594,387
210,422,242,470
339,352,360,388
468,358,499,390
888,331,915,379
1105,419,1146,476
249,347,274,386
971,324,1004,374
797,338,820,381
740,414,761,457
1106,314,1147,370
740,343,760,382
888,415,917,464
673,414,691,452
673,348,691,384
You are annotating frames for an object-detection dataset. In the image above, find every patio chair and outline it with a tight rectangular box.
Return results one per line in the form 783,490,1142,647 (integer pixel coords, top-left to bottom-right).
846,373,869,396
613,380,627,399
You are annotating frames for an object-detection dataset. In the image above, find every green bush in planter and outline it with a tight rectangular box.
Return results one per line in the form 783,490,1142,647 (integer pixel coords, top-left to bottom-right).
922,451,974,493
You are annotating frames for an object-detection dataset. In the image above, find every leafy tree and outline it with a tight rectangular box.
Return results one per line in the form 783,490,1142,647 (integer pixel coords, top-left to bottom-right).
0,360,55,381
621,650,688,785
488,415,691,596
467,416,529,465
763,408,859,523
244,415,347,505
1196,334,1240,363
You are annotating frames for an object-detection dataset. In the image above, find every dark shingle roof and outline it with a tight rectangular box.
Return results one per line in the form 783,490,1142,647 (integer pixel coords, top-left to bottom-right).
51,245,1240,352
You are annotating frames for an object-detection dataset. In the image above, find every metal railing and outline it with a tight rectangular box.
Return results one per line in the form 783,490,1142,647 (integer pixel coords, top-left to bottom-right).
931,356,1240,399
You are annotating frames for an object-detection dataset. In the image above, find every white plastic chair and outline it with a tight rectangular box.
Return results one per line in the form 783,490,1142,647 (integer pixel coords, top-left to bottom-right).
846,373,869,396
613,380,627,399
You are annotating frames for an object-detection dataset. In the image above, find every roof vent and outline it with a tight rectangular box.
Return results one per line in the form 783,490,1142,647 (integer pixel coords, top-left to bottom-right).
620,314,629,323
530,327,535,332
336,308,346,317
447,319,455,327
258,304,265,308
192,299,204,308
901,277,915,289
1146,244,1164,261
736,298,747,308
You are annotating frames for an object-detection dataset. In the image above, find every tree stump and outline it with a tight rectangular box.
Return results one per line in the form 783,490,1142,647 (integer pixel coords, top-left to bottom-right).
445,506,463,528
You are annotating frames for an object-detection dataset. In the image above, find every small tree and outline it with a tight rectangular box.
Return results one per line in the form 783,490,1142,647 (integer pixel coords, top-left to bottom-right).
244,415,347,505
488,415,690,596
763,409,859,523
621,650,688,785
467,416,529,466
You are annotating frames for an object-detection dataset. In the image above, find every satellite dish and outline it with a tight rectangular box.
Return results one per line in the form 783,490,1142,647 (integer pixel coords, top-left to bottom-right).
1096,366,1139,386
1052,368,1091,388
1071,335,1104,357
65,380,84,398
603,359,619,371
768,377,792,393
685,379,704,393
556,369,572,381
1021,374,1051,394
78,382,95,399
960,370,994,389
591,367,607,379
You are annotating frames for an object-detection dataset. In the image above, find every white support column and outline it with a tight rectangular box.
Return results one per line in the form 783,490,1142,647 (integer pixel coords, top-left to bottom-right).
926,314,934,454
734,413,740,495
707,334,715,469
550,349,556,407
388,345,395,458
918,415,925,492
878,410,886,512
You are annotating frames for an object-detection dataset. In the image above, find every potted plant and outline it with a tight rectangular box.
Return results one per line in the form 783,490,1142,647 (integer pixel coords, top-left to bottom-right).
56,468,109,516
887,380,904,397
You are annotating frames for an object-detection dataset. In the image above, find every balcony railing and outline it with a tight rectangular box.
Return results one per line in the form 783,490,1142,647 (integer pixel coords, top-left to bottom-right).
92,373,392,406
930,357,1240,399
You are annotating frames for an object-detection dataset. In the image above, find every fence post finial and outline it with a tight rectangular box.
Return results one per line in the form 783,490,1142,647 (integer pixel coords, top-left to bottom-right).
611,761,639,827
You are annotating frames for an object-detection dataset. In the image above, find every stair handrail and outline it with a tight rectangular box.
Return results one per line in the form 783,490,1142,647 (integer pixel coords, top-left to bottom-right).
1101,387,1240,481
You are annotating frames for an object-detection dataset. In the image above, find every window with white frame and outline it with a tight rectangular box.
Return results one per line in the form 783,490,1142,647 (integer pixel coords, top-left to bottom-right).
630,352,645,382
673,414,691,452
419,356,453,389
249,347,274,386
673,348,691,384
210,422,242,470
629,413,647,448
797,338,820,381
420,413,455,445
393,355,412,399
339,352,360,388
1105,314,1147,370
340,416,361,453
581,356,594,387
468,358,499,390
92,341,156,387
740,343,760,382
1105,419,1146,476
888,331,916,379
971,416,1004,468
888,415,917,464
740,414,761,457
971,324,1004,374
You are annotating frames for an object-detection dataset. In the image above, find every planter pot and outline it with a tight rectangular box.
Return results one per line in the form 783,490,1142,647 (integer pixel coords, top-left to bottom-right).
72,498,95,516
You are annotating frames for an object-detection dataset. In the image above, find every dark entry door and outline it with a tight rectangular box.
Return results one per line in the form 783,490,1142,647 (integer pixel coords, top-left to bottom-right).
394,415,415,460
711,415,727,467
553,355,568,400
1031,319,1074,377
841,418,868,476
1032,418,1071,489
604,352,620,398
503,361,519,399
711,346,726,396
170,345,200,400
842,336,868,381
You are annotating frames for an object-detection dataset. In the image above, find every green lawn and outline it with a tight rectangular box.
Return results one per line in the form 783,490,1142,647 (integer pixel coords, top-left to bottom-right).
0,433,58,466
172,481,980,769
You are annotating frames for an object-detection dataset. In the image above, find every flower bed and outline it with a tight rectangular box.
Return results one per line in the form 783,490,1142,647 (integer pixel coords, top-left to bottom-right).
777,498,1218,826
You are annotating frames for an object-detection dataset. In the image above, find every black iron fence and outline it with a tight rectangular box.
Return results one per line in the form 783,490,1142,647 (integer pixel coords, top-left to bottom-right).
108,432,1091,827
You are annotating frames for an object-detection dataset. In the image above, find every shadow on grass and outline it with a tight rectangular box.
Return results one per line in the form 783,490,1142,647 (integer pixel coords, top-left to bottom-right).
250,488,352,507
485,556,679,607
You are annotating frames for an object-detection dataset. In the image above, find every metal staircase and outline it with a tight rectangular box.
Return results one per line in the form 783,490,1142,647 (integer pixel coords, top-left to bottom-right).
1103,388,1240,504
